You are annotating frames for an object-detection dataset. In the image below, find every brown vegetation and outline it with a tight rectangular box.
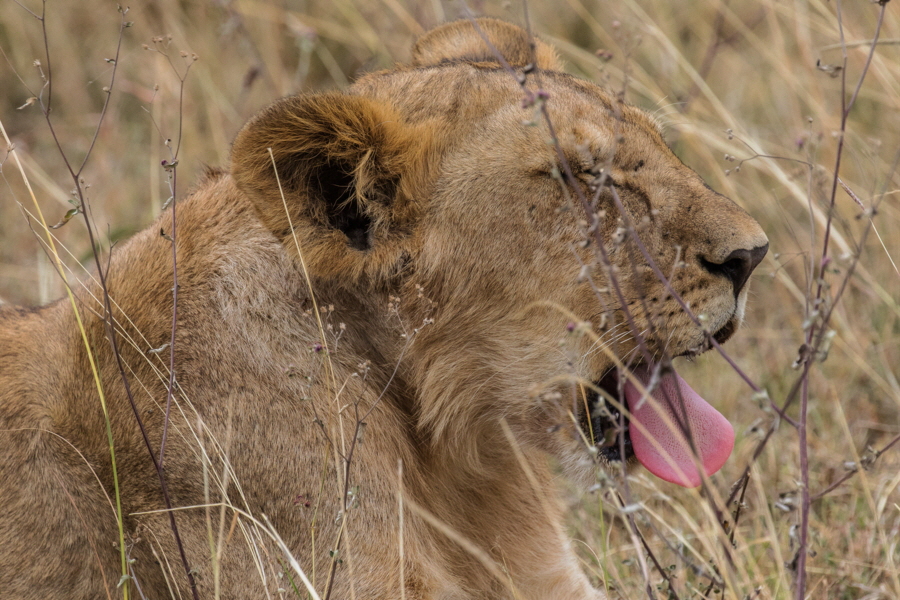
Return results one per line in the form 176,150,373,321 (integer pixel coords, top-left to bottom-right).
1,2,898,599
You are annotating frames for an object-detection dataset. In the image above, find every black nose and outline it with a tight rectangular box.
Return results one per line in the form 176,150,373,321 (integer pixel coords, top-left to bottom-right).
701,243,768,297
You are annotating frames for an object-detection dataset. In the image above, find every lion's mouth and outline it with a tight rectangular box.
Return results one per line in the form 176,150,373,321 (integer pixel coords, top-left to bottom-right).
582,371,634,464
582,339,738,487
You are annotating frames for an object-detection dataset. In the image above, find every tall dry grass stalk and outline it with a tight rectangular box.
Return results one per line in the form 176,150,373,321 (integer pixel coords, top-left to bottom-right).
2,0,899,598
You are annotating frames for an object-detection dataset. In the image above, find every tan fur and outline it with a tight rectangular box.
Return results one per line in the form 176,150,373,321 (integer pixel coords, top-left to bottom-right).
0,19,767,600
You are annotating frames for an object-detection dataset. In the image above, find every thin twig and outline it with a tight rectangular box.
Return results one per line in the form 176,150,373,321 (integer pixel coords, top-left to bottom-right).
811,430,900,503
793,2,888,597
22,5,201,598
322,331,422,600
157,49,196,470
634,515,682,600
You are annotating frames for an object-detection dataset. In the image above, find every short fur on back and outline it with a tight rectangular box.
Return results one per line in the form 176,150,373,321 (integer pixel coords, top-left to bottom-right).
0,18,767,600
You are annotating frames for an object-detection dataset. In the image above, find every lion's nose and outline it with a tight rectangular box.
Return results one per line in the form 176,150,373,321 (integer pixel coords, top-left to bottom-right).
700,243,768,297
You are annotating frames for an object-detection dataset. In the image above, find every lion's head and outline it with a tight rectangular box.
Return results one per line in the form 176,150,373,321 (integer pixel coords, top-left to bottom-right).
231,18,768,489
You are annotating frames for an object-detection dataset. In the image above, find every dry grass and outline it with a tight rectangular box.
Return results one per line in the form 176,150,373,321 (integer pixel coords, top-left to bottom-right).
1,0,899,598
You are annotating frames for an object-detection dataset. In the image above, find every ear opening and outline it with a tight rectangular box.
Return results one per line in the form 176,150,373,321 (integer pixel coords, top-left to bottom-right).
314,162,372,251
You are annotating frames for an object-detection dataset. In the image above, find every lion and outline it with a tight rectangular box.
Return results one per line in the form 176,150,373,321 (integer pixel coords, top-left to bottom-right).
0,18,767,600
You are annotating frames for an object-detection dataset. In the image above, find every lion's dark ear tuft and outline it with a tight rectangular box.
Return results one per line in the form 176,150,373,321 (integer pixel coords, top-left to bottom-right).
411,18,561,71
231,93,432,281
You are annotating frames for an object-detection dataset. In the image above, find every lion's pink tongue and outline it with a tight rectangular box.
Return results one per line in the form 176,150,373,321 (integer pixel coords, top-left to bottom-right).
624,365,734,488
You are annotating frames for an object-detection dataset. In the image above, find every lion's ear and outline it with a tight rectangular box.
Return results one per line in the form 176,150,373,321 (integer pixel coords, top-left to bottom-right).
411,18,561,70
231,93,431,281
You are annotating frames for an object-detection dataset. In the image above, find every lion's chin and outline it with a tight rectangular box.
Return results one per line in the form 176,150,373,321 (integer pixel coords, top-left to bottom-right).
662,312,743,362
712,316,739,345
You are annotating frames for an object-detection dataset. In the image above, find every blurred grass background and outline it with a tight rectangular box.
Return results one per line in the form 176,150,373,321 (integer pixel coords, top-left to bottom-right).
1,0,899,598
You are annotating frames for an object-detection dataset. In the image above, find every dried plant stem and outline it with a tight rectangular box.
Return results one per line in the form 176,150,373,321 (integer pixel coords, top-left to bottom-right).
22,4,132,595
793,2,888,597
0,114,131,596
811,431,900,502
794,375,811,596
147,38,196,474
627,501,681,600
17,4,202,597
397,459,406,600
